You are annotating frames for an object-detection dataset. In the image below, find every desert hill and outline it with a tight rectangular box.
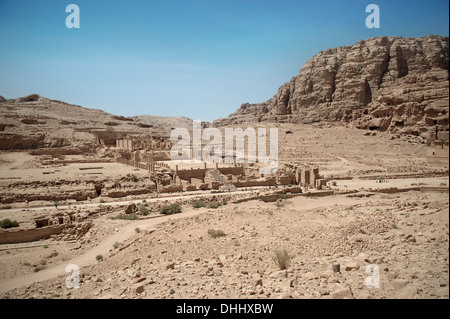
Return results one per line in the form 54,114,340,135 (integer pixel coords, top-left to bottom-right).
132,115,193,130
0,94,190,151
214,35,449,140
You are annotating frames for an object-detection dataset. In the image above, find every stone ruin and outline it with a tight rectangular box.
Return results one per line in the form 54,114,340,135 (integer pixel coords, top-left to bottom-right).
0,210,92,244
112,134,324,194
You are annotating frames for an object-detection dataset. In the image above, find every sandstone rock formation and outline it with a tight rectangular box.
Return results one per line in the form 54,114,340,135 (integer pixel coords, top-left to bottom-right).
0,94,174,150
214,35,449,139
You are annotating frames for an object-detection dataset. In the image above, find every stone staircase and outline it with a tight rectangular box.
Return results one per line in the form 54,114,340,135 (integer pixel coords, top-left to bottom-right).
208,169,237,192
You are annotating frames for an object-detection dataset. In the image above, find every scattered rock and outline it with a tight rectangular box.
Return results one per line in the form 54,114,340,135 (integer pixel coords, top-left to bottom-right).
330,287,354,299
133,285,144,294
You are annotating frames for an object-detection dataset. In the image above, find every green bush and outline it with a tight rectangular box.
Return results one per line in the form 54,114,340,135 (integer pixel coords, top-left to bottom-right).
0,219,19,229
208,200,227,209
160,204,182,215
139,206,149,216
332,181,337,186
208,229,226,238
272,249,291,270
192,201,207,208
129,174,138,182
33,265,45,272
96,254,103,261
111,213,139,220
208,202,220,209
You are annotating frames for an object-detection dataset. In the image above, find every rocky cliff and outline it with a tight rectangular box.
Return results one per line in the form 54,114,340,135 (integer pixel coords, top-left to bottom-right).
214,35,449,139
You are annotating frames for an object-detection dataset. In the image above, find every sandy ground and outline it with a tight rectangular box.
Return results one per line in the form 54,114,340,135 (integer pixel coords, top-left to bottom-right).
0,123,448,299
0,188,448,299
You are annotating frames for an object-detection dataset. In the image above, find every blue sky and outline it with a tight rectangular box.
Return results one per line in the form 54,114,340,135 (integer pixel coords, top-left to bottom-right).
0,0,448,121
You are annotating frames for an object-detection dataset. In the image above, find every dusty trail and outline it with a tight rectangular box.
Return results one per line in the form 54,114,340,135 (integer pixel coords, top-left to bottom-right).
0,208,206,294
0,193,356,294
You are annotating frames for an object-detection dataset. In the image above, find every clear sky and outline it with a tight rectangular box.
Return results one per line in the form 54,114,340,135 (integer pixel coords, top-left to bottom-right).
0,0,448,122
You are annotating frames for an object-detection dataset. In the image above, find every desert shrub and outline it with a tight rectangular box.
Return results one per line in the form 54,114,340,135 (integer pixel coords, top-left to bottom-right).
208,200,227,209
135,227,141,233
208,202,220,209
111,213,139,220
0,219,19,229
160,204,181,215
192,201,207,208
33,266,45,272
286,170,294,177
332,181,337,186
113,181,121,188
139,206,149,216
113,242,120,249
278,194,287,200
275,202,284,208
272,249,291,270
99,199,105,203
208,229,226,238
96,254,103,261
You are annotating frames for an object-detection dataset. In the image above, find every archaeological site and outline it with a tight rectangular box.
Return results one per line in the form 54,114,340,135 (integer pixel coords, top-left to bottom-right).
0,3,448,303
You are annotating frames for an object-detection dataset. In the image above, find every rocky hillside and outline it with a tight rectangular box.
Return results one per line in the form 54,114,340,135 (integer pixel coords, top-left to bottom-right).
132,115,194,130
0,94,171,151
214,35,449,140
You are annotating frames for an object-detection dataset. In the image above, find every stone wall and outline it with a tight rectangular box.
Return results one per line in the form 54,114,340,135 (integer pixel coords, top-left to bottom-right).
0,226,64,244
217,166,244,176
279,176,295,185
160,185,183,193
176,168,207,182
234,177,277,187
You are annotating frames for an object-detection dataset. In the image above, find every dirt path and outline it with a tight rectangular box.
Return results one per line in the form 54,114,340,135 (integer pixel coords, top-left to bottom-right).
0,193,358,294
0,208,206,294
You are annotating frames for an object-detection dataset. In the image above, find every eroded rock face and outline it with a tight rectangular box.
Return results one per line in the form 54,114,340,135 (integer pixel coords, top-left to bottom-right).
215,35,449,139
